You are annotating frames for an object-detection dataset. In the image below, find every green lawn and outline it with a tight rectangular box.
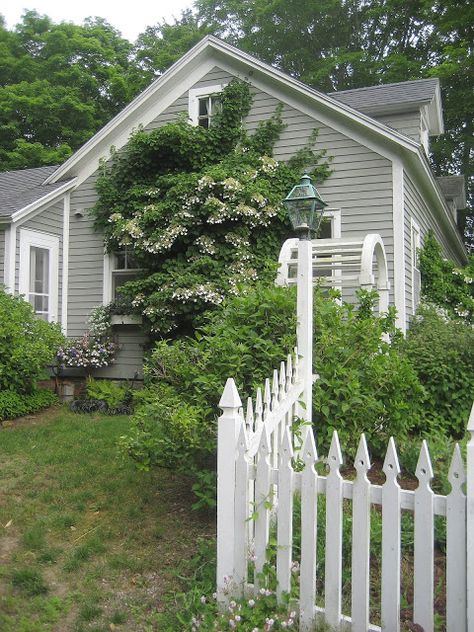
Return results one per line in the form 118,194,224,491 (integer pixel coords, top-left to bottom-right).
0,408,214,631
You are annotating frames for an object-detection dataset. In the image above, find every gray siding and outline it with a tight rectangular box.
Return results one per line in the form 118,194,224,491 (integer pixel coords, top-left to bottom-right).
0,229,5,285
145,66,395,303
95,326,146,380
16,200,64,322
68,171,104,336
374,111,421,144
404,172,463,319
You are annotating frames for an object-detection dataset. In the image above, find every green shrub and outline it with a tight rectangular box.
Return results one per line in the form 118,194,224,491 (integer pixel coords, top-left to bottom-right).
11,568,48,595
0,388,58,421
123,284,426,475
403,303,474,438
86,378,130,408
0,290,64,393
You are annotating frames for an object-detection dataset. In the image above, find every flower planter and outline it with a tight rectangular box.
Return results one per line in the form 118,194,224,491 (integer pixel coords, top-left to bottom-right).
110,315,143,326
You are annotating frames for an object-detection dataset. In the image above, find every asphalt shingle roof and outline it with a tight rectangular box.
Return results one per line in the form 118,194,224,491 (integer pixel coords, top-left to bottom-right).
0,165,71,219
327,78,440,115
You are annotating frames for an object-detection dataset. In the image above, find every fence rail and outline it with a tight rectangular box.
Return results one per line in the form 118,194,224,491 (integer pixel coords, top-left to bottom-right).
217,370,474,631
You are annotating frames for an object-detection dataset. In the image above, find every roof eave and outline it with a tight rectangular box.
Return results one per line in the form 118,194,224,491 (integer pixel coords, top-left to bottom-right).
10,178,77,223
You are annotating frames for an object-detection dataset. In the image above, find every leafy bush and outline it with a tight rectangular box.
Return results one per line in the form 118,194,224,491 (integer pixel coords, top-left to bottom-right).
403,303,474,437
0,290,64,394
313,290,425,457
419,231,474,323
0,389,58,421
85,378,131,408
122,285,426,476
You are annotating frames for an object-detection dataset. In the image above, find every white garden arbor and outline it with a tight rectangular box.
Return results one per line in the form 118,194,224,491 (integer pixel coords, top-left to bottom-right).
276,233,390,314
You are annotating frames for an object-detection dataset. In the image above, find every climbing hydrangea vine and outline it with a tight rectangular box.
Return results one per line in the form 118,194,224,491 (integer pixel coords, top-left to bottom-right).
93,79,331,336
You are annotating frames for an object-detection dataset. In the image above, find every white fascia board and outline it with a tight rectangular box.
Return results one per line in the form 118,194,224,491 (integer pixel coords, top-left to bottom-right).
61,192,70,335
44,35,419,187
44,45,217,186
3,222,16,293
407,149,467,262
11,179,77,224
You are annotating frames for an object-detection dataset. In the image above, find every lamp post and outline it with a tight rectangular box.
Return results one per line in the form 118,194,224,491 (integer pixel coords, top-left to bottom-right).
283,174,327,425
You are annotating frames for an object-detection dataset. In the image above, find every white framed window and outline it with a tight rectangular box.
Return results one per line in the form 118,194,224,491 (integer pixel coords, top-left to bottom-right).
411,218,421,310
103,247,143,305
188,84,225,128
314,209,342,281
19,228,59,322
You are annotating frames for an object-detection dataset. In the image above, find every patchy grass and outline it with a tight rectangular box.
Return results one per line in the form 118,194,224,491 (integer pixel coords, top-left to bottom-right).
0,408,214,631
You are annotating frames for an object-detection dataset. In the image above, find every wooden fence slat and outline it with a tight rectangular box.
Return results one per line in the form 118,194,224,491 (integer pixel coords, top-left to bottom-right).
351,434,371,632
234,420,250,591
381,437,401,632
446,443,467,631
299,430,318,631
254,425,272,593
414,440,434,632
324,431,344,628
277,428,294,602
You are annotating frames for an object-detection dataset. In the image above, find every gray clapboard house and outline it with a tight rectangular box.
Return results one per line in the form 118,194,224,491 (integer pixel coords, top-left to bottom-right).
0,36,467,379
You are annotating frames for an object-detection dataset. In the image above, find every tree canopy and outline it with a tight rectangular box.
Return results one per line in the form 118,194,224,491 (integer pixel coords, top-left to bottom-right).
0,3,472,247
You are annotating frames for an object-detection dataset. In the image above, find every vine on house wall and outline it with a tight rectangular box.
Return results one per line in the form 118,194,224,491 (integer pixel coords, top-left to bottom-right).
93,79,331,336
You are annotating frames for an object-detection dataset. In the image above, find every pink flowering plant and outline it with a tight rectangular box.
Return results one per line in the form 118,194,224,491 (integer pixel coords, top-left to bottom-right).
57,306,116,372
93,79,330,337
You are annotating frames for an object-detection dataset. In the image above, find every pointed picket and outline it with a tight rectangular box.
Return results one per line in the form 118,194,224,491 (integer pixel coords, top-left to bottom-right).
279,361,287,398
277,428,294,602
381,437,401,632
234,421,250,591
272,369,279,408
414,440,435,632
255,388,263,433
264,378,271,420
254,425,272,592
286,353,293,386
246,397,254,434
293,347,300,381
351,434,371,632
300,430,318,631
324,431,344,629
446,444,467,632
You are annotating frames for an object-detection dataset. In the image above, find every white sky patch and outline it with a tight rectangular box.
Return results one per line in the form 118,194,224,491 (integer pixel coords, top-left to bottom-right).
1,0,195,42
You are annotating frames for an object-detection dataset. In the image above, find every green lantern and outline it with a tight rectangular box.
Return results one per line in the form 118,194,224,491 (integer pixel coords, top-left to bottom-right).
283,174,327,238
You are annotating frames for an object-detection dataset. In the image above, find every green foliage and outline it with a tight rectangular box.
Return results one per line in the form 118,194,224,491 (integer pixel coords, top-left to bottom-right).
0,389,58,421
93,79,330,336
403,303,474,438
313,289,425,458
0,290,64,394
85,378,131,408
419,231,474,323
11,568,48,596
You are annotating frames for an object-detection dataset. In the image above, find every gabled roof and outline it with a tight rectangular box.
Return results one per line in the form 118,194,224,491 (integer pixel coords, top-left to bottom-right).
436,175,467,210
328,78,443,135
0,166,73,219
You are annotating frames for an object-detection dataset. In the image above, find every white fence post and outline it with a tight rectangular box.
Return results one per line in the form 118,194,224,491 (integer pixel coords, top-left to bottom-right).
217,377,242,602
296,237,313,425
467,403,474,628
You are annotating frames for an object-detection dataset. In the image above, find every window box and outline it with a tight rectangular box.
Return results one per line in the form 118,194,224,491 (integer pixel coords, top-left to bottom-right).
110,314,143,326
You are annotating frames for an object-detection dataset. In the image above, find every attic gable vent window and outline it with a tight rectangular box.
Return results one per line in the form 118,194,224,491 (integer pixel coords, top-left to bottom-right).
189,84,225,127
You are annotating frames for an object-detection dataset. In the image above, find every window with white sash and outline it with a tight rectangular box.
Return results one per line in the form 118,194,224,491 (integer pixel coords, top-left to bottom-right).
19,229,59,322
188,84,225,127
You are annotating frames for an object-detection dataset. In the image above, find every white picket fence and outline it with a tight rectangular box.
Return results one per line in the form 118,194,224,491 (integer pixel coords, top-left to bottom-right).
216,355,474,631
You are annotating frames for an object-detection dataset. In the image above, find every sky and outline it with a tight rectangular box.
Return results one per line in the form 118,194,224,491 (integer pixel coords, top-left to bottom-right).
1,0,195,42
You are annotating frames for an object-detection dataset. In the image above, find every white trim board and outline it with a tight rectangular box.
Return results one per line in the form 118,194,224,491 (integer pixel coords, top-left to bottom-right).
61,193,70,334
392,160,406,332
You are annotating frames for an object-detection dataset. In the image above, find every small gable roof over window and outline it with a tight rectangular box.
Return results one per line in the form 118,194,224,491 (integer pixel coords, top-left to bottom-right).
0,166,74,220
328,78,443,134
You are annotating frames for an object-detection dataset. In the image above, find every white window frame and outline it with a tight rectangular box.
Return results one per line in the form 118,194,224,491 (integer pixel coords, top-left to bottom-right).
19,228,59,322
411,218,421,311
320,208,341,239
103,250,143,305
188,84,226,127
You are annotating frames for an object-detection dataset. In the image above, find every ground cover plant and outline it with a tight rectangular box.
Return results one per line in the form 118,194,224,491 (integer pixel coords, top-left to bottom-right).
0,407,213,631
92,79,330,337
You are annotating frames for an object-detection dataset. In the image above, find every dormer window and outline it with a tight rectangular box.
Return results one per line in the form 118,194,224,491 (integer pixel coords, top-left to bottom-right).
189,84,225,127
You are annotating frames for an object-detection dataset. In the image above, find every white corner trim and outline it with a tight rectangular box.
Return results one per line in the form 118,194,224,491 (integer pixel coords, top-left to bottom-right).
392,160,406,332
11,179,76,223
18,228,59,323
188,83,226,125
61,193,70,335
103,253,113,305
4,223,16,293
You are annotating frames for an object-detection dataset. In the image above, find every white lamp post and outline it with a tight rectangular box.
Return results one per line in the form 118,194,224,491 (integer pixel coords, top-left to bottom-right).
283,174,327,424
